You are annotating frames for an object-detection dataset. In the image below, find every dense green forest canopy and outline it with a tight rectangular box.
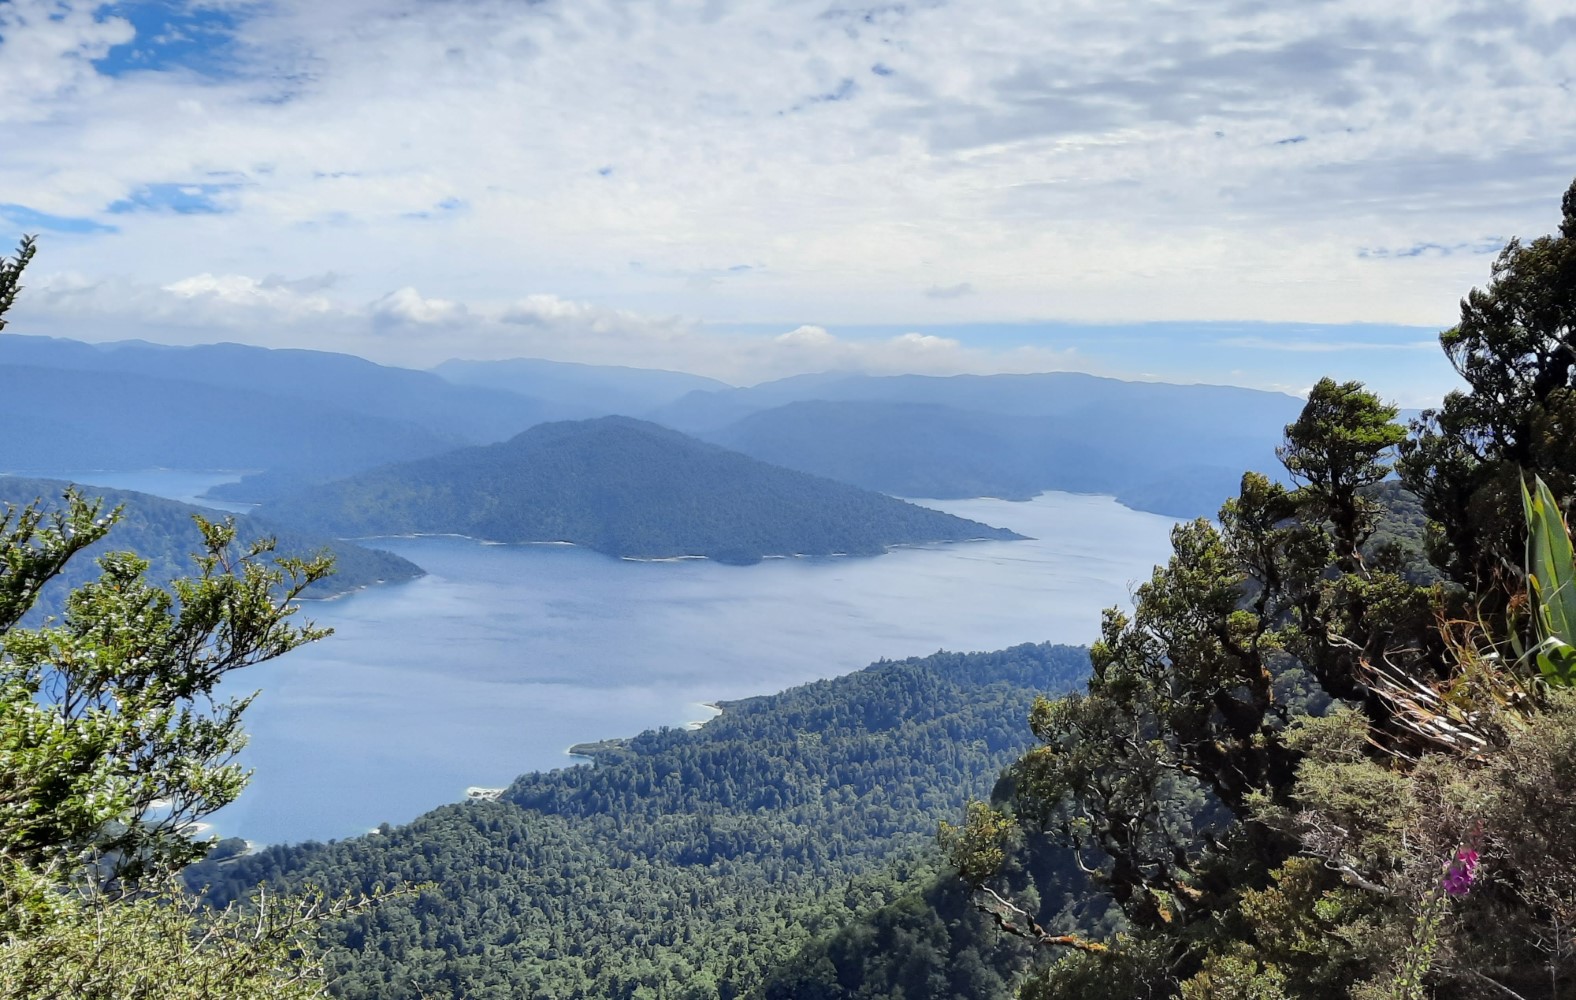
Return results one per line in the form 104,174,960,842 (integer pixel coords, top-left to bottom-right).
745,480,1436,1000
265,416,1022,564
191,644,1090,1000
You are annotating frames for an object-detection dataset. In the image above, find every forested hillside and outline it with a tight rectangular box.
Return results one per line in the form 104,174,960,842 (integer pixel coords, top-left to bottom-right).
192,644,1091,1000
0,476,422,606
266,416,1021,563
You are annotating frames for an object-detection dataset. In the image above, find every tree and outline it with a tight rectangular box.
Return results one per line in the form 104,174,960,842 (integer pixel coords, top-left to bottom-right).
0,507,332,881
944,176,1576,999
1278,378,1405,572
950,378,1424,965
0,236,344,999
1399,177,1576,595
0,234,34,333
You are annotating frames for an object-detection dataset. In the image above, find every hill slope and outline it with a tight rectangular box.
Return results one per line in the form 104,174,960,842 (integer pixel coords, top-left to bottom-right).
192,643,1091,1000
0,364,462,482
656,370,1303,431
0,335,553,443
0,477,423,608
266,416,1023,564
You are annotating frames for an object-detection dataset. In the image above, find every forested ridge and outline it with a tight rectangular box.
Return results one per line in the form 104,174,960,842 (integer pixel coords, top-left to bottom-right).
267,415,1021,564
190,644,1090,1000
0,476,422,607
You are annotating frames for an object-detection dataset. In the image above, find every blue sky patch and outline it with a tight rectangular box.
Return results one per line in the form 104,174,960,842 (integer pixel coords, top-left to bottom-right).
107,182,238,215
402,198,469,220
813,78,857,103
1358,239,1504,259
93,1,247,79
0,204,118,235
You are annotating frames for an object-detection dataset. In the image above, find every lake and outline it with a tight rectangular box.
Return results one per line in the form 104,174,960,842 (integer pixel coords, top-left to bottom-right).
19,471,1180,845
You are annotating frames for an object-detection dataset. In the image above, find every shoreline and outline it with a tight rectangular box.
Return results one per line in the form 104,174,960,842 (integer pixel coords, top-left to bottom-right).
564,701,726,761
349,531,1023,564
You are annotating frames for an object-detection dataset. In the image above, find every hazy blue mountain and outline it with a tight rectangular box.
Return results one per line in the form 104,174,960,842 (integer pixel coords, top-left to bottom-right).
656,373,1306,516
654,370,1298,429
0,335,555,443
266,416,1023,564
647,371,865,433
0,334,1308,519
433,356,731,417
0,476,423,609
0,364,461,479
710,401,1048,500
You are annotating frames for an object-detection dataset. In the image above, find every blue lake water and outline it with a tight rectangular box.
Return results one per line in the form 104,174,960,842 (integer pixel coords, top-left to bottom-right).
11,470,1180,845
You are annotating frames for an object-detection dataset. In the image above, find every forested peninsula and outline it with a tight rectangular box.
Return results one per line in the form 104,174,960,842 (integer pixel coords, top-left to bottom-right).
266,416,1022,564
0,476,422,608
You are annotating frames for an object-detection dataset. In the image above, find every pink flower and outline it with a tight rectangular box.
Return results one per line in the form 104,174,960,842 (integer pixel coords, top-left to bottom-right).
1442,848,1480,898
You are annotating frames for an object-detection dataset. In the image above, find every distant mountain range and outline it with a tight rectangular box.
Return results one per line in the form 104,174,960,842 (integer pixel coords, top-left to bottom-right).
0,476,423,612
434,356,729,417
656,372,1306,517
0,335,731,503
0,334,1312,519
264,417,1023,564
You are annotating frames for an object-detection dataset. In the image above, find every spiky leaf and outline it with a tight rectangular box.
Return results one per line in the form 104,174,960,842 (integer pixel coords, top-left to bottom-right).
1523,475,1576,684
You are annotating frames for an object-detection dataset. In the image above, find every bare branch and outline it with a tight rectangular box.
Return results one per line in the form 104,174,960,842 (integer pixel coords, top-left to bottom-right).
972,886,1108,954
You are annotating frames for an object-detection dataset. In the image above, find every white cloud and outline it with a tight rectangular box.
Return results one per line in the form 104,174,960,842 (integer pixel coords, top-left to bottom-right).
371,287,468,327
0,0,1572,401
164,272,338,317
926,283,976,299
774,325,838,348
7,269,1092,383
0,2,133,127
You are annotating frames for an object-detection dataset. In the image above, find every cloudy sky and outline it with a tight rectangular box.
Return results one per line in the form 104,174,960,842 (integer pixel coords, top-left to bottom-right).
2,0,1574,404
